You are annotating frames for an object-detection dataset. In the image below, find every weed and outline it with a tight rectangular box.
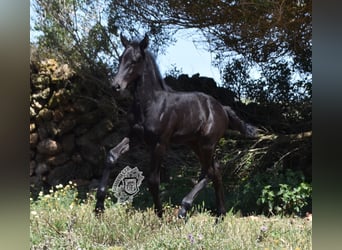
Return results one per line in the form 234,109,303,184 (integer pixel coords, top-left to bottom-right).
30,183,312,249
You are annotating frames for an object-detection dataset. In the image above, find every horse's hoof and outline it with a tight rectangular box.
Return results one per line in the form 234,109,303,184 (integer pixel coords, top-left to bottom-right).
215,215,225,224
177,207,187,219
94,207,104,217
154,208,163,218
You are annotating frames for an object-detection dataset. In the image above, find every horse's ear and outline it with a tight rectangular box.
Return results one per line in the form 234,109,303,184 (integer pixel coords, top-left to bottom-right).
120,33,130,48
139,34,149,51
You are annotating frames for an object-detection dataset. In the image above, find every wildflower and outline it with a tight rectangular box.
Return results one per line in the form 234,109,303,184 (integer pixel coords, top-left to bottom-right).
188,234,195,244
260,225,268,232
31,211,37,215
257,225,268,243
56,184,63,189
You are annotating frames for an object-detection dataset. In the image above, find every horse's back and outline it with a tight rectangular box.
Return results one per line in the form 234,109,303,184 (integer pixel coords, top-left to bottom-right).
143,90,228,145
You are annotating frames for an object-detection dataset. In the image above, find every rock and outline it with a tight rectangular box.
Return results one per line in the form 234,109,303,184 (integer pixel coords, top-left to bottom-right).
32,87,50,100
30,161,36,176
33,75,50,89
88,178,100,190
37,122,59,138
79,144,103,165
61,134,75,153
32,99,43,110
53,64,74,80
77,110,102,124
30,149,35,160
30,132,39,147
46,163,74,186
35,162,50,176
30,176,42,188
30,123,36,132
30,106,36,117
37,139,62,155
76,118,114,147
58,118,76,135
46,153,70,166
71,153,82,163
47,162,93,187
48,89,70,109
37,108,53,122
46,121,59,137
37,124,49,140
52,109,64,122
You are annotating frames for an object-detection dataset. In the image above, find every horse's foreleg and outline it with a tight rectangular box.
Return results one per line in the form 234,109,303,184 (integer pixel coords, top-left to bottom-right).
148,143,165,218
94,137,130,215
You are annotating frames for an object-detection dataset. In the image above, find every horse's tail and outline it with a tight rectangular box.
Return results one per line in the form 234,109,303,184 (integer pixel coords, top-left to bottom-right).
223,105,259,138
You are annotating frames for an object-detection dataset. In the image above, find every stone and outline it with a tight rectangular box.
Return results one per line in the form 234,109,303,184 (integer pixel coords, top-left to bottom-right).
61,134,75,153
46,162,78,186
30,149,35,160
30,106,36,117
35,162,50,176
53,109,64,122
46,153,70,166
30,133,39,147
37,139,61,155
32,99,43,110
37,108,53,122
30,123,36,132
32,87,50,100
30,161,36,176
37,125,49,140
58,118,76,135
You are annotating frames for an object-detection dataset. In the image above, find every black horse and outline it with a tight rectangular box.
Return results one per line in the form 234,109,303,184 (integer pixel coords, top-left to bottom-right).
95,34,259,218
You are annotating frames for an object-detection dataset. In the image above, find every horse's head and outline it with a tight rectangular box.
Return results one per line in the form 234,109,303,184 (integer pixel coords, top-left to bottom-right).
112,34,149,91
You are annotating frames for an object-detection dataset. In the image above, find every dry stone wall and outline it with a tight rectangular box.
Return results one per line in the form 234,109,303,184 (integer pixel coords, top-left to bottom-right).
30,58,124,192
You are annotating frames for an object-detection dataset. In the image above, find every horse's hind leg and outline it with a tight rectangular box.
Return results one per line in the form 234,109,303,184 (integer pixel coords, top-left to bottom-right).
95,137,130,215
178,145,226,219
178,176,208,218
211,160,226,217
178,145,213,218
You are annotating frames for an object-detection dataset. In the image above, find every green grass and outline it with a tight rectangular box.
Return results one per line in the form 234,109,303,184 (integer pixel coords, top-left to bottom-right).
30,182,312,249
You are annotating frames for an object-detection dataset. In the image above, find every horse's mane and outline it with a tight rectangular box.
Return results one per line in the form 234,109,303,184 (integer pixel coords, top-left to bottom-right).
145,50,174,92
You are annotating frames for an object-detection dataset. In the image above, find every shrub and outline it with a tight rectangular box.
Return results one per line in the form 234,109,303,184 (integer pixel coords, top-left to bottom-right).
231,169,312,216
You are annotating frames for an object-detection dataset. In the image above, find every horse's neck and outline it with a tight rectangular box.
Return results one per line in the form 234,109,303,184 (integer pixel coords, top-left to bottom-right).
132,66,162,122
134,58,163,104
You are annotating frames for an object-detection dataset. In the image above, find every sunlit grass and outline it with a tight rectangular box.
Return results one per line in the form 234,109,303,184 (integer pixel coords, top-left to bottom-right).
30,182,312,249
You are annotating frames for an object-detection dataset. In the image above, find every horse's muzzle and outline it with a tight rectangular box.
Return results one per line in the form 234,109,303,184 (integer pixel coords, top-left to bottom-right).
111,78,122,91
112,83,121,92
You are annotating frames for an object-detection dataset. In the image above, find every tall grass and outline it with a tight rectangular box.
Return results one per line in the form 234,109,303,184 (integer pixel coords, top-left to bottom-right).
30,182,311,249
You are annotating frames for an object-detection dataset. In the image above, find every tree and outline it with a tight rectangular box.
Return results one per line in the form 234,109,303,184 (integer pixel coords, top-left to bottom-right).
31,0,311,127
31,0,122,80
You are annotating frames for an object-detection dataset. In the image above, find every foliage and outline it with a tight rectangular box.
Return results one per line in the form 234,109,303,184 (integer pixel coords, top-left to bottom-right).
31,0,119,79
258,181,312,216
31,1,311,109
30,183,312,249
107,0,312,104
235,169,311,216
